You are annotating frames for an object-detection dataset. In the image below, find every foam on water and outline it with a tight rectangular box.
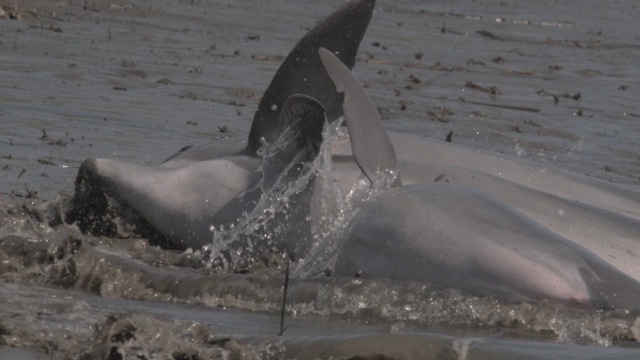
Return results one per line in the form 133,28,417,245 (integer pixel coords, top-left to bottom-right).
2,197,640,358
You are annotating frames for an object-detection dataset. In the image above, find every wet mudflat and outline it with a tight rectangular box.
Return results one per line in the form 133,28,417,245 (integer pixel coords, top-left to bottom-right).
1,0,640,358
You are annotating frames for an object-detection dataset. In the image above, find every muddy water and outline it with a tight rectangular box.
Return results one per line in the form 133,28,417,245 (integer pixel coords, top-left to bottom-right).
1,0,640,358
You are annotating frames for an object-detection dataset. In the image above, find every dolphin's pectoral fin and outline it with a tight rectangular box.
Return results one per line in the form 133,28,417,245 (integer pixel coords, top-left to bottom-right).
319,47,401,188
246,0,375,155
262,94,327,188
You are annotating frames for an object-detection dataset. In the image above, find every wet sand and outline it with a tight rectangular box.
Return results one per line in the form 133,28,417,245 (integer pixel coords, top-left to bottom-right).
2,0,639,200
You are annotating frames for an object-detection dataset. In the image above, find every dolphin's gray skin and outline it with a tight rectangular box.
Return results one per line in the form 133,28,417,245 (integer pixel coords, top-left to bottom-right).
337,182,640,309
319,48,640,310
321,129,640,282
319,54,640,282
69,95,327,256
65,0,640,308
67,0,376,251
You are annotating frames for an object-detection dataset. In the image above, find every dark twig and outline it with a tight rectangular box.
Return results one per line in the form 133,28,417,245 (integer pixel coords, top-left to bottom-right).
278,263,290,336
459,97,540,113
445,131,453,143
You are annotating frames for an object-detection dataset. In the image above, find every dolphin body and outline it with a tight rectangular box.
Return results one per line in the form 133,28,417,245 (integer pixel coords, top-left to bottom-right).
318,48,640,310
66,0,640,308
66,0,377,255
71,94,328,260
326,135,640,283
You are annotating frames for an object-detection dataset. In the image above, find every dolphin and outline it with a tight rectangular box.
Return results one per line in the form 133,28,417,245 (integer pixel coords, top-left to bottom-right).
66,0,376,252
64,0,640,307
320,125,640,281
70,95,326,255
319,129,640,283
318,48,640,310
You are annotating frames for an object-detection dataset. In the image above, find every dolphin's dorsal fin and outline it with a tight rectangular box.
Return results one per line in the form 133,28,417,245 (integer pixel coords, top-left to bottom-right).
247,0,376,155
261,94,326,189
319,47,401,187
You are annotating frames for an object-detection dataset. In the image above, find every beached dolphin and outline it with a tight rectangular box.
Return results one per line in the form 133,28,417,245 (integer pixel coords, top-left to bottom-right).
70,94,327,259
316,126,640,281
66,0,376,251
319,48,640,310
64,0,640,307
317,130,640,284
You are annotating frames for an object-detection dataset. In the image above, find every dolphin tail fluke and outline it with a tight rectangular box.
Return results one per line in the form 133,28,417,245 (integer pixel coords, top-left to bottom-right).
247,0,376,155
319,47,400,187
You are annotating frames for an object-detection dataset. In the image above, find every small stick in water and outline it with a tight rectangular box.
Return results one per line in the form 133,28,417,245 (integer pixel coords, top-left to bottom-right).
278,263,290,336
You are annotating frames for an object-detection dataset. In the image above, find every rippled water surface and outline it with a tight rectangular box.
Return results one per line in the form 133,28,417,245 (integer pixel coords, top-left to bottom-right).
1,0,640,358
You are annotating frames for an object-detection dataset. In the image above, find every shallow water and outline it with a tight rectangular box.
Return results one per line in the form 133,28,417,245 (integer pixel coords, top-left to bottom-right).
1,0,640,358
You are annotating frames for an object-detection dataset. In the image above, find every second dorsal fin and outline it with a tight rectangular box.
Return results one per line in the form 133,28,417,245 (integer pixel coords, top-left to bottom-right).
319,47,400,187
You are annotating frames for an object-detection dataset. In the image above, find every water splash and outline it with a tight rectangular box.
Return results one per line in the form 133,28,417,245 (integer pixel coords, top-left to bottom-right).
202,125,322,270
199,117,394,276
292,119,354,277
